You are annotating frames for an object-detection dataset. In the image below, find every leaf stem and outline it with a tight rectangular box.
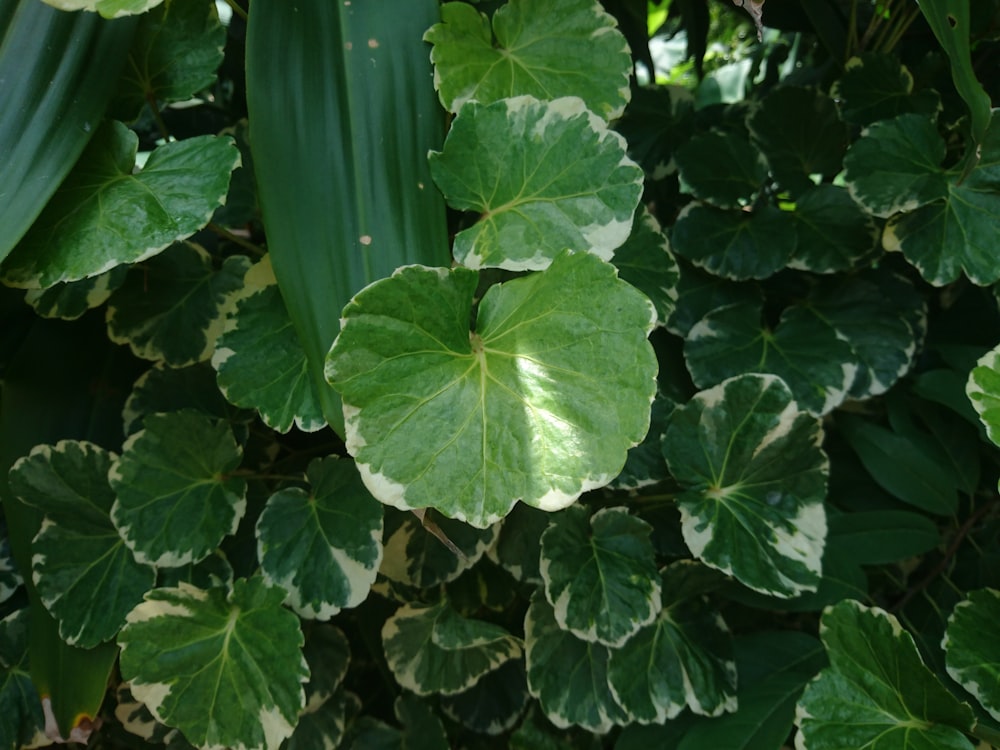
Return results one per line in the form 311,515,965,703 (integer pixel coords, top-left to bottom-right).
972,721,1000,748
207,222,265,257
223,0,248,22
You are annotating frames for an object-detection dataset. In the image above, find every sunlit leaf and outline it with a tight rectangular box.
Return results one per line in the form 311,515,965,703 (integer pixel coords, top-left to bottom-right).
425,0,631,120
429,97,643,271
326,250,657,528
110,411,246,567
118,578,308,750
381,599,522,696
539,505,660,646
256,457,382,619
1,121,238,289
662,374,828,597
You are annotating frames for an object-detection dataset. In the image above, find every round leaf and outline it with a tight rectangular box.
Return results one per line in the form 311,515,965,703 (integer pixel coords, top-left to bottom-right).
684,298,856,416
440,659,529,735
662,374,828,597
429,97,643,271
1,121,239,289
539,505,660,646
831,53,940,127
675,131,768,209
607,562,737,722
524,591,627,733
212,256,326,433
256,456,383,619
795,600,976,750
671,204,796,280
967,345,1000,448
118,578,308,750
110,411,246,567
944,588,1000,722
106,243,249,366
786,185,880,274
381,599,522,696
425,0,631,120
326,250,657,528
611,207,680,328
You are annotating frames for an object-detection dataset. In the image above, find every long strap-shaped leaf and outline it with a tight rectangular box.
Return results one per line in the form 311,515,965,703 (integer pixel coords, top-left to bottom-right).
0,0,135,262
246,1,452,436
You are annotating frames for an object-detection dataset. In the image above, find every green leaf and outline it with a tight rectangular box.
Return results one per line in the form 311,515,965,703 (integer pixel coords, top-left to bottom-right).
665,262,761,337
118,577,308,750
326,250,657,528
684,298,856,416
0,610,46,750
1,121,239,289
493,504,551,585
111,0,226,119
110,411,246,567
674,130,768,208
610,389,674,490
9,440,115,527
14,442,154,649
424,0,632,120
611,207,680,328
256,457,383,619
614,85,696,179
662,374,828,597
606,562,737,722
944,588,1000,721
524,591,627,733
24,268,127,320
837,414,959,516
827,510,940,565
300,624,351,704
380,509,498,589
123,361,251,437
539,505,660,646
747,87,847,196
671,204,796,280
967,344,1000,448
429,96,643,271
381,599,522,696
106,243,249,366
39,0,165,18
916,0,992,149
843,114,948,217
0,532,19,605
440,659,529,735
795,600,976,750
212,255,326,433
786,186,880,274
282,689,354,750
831,53,940,127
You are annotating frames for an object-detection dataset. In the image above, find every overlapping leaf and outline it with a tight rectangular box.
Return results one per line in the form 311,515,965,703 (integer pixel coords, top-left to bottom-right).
429,97,643,270
118,578,308,750
607,562,737,723
967,345,1000,448
684,298,856,416
212,255,326,433
110,411,246,567
0,610,46,750
539,505,659,646
675,130,768,208
256,457,383,619
785,186,880,273
662,374,828,597
845,112,1000,285
944,588,1000,721
106,243,249,366
440,659,529,735
1,121,239,289
111,0,226,119
524,592,627,733
795,600,976,750
424,0,632,120
831,53,940,127
24,268,127,320
381,599,522,696
611,207,680,327
326,250,657,528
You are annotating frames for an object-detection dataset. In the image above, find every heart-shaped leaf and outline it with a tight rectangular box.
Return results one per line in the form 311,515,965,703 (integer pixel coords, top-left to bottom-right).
424,0,631,120
1,121,239,289
662,374,828,597
429,97,643,271
110,411,246,567
118,577,308,750
539,505,660,647
256,457,382,619
326,250,657,528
